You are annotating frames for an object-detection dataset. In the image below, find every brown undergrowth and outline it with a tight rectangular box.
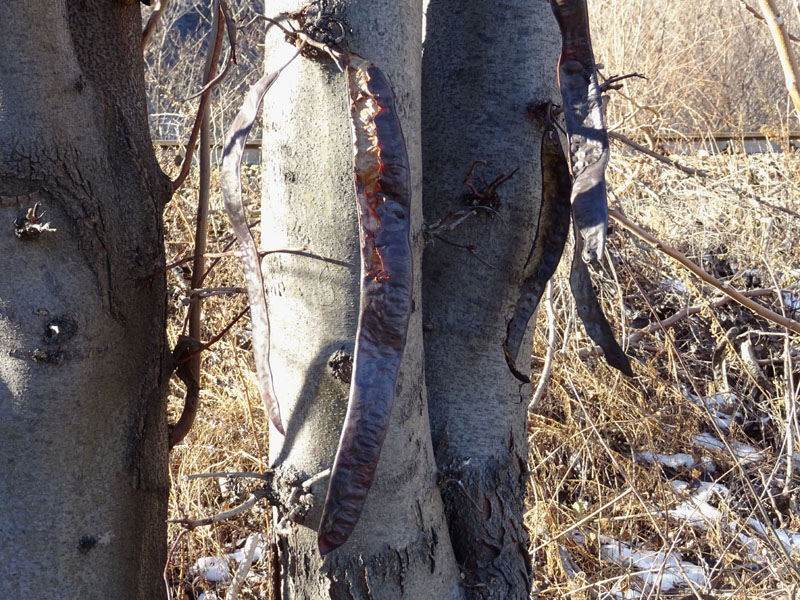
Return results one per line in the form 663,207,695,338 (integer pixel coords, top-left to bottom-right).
528,142,800,599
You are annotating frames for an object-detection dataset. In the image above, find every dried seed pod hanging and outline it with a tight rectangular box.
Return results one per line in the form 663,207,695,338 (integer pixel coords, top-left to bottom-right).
504,125,571,383
317,52,414,555
550,0,609,264
221,51,302,436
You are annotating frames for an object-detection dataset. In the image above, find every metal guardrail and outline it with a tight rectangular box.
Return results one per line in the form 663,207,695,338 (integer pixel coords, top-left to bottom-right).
153,131,800,161
152,139,262,165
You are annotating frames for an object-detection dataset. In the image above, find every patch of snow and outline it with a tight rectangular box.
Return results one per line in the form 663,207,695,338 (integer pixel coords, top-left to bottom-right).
670,480,800,560
685,390,737,430
190,534,268,584
600,538,708,592
691,432,765,465
636,452,695,470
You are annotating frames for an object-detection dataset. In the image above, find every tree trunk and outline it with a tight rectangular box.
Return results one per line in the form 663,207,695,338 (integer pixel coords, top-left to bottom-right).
421,1,561,596
261,1,560,598
0,2,171,597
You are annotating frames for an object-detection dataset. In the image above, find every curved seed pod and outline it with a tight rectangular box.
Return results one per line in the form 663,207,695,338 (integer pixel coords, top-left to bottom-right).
504,126,571,383
221,51,301,436
317,53,413,556
569,223,633,377
550,0,609,264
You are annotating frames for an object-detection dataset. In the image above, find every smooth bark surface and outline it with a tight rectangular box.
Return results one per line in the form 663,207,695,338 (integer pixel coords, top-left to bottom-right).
261,1,561,597
421,1,560,597
261,1,462,598
0,2,170,597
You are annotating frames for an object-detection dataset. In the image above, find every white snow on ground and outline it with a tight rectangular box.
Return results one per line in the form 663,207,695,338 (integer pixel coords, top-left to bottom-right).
571,532,708,596
670,480,800,559
636,451,695,470
691,432,765,465
190,533,267,583
600,537,708,593
685,390,738,430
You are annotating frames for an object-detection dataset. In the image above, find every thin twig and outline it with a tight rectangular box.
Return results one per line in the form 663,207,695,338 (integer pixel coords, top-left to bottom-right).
578,288,789,358
756,0,800,122
176,305,249,366
737,0,800,43
531,282,556,410
608,131,709,177
610,208,800,335
170,1,225,450
186,471,273,482
171,488,271,529
171,1,226,192
163,528,188,600
143,0,171,47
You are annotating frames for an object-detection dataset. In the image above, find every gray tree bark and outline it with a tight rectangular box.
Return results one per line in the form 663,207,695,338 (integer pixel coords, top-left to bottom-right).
421,1,561,596
261,1,560,598
0,1,171,598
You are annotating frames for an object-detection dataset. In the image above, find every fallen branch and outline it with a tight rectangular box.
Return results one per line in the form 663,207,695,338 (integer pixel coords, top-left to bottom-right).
610,208,800,335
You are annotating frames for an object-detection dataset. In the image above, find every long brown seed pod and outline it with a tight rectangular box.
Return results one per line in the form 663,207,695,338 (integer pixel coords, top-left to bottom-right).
550,0,609,264
317,53,413,556
504,125,571,383
221,50,302,436
569,223,633,376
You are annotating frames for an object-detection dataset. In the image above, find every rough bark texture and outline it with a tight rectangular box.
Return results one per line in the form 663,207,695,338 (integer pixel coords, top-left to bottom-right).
421,1,560,597
0,2,171,597
261,1,463,598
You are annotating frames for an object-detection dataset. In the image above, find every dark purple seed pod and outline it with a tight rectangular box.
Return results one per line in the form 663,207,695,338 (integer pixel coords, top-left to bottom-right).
550,0,609,264
317,52,413,555
504,125,571,383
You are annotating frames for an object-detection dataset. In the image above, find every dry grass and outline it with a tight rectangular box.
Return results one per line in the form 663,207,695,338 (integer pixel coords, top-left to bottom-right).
528,145,800,598
160,148,272,599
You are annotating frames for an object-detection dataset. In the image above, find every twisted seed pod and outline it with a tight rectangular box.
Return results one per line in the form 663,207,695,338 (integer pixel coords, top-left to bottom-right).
318,53,413,555
504,125,571,383
221,52,301,435
550,0,609,264
569,222,633,377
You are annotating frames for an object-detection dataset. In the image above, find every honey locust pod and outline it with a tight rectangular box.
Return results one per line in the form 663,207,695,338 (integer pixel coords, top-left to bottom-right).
317,52,413,555
220,49,303,436
550,0,609,264
504,124,571,383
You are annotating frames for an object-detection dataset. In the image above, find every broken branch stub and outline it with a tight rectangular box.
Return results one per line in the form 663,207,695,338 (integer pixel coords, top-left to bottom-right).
317,53,413,556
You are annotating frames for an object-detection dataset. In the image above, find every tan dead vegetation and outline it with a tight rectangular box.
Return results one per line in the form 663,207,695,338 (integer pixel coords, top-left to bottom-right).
148,1,800,598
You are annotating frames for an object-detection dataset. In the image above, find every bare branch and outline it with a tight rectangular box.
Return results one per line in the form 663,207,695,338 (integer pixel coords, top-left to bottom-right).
610,208,800,335
608,131,709,177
